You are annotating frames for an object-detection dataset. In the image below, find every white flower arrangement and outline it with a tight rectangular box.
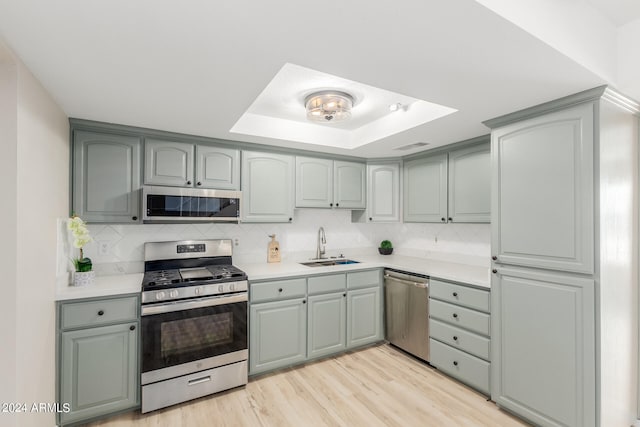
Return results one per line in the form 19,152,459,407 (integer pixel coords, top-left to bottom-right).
68,215,92,272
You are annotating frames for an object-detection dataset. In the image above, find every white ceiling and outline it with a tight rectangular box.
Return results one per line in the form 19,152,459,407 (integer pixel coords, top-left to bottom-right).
0,0,632,158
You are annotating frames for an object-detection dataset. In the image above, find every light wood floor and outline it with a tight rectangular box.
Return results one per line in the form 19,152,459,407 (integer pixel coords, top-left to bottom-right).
86,344,530,427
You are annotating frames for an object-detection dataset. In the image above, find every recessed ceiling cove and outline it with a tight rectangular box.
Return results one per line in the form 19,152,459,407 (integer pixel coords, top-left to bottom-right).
230,63,457,150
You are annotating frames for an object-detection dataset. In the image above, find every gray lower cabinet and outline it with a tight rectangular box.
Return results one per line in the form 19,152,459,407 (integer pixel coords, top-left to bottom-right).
308,292,347,358
249,297,307,374
346,286,382,348
249,269,383,376
72,130,141,223
57,295,140,426
429,278,491,395
242,151,294,222
491,267,595,427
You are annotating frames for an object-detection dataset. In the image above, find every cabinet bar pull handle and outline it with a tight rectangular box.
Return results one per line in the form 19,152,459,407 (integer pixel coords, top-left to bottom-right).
188,376,211,386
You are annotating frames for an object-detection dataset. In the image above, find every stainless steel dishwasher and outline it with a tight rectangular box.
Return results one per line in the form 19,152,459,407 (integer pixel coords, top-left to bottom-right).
384,269,430,361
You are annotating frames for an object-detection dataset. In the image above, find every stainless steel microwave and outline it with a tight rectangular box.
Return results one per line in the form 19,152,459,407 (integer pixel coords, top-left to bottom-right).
142,186,241,223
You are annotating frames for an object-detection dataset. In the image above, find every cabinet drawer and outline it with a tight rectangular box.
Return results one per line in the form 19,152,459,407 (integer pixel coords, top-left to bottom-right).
308,274,346,295
250,278,306,303
430,279,489,312
430,319,490,361
347,269,380,289
430,338,490,395
429,299,490,336
60,295,139,330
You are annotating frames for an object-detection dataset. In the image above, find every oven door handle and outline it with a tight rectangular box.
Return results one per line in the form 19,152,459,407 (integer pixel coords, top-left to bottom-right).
141,293,248,316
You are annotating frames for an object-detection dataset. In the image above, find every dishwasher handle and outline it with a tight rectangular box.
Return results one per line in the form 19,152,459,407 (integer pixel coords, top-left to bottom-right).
384,273,429,288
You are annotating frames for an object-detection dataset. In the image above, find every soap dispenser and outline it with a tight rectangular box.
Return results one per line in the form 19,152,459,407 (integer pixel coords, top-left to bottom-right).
267,234,281,263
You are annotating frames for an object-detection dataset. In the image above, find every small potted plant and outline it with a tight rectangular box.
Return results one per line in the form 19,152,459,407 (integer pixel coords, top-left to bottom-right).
378,240,393,255
68,215,94,286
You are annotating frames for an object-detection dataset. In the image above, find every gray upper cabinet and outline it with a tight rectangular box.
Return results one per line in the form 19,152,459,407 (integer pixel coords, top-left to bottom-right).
491,267,595,427
403,154,448,223
295,157,333,208
296,157,366,209
491,103,594,273
448,144,490,223
144,139,194,187
145,139,239,189
195,145,240,190
72,130,141,223
242,151,294,222
366,162,400,222
403,140,490,224
334,161,366,209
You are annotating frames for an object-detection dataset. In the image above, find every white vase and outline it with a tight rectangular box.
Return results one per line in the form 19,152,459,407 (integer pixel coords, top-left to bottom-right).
73,271,95,287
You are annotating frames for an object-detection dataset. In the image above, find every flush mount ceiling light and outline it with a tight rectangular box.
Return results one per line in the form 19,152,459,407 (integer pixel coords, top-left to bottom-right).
305,90,354,123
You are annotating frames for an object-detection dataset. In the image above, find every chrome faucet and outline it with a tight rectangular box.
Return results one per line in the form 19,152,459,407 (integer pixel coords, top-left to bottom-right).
316,227,327,259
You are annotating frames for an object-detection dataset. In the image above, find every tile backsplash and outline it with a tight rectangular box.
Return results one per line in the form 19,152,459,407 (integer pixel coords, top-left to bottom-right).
70,209,490,275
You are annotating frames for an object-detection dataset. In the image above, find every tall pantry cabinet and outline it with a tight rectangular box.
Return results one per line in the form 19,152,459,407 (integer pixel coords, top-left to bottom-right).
485,86,639,427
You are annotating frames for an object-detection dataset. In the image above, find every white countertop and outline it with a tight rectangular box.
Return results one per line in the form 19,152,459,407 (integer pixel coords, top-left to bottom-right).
236,253,490,289
56,273,143,301
55,253,490,301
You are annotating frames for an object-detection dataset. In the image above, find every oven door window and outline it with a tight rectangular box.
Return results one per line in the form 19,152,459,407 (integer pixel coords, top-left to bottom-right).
142,300,247,373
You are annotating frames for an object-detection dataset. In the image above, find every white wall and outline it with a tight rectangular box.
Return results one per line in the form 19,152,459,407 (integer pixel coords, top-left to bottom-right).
1,44,69,427
618,19,640,101
82,208,490,275
0,51,18,427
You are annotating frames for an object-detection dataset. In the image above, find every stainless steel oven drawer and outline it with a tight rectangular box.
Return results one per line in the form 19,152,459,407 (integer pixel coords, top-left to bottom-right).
429,338,490,395
142,360,248,413
60,295,139,329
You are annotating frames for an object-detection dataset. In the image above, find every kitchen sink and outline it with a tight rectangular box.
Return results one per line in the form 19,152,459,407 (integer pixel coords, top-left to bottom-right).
300,259,360,267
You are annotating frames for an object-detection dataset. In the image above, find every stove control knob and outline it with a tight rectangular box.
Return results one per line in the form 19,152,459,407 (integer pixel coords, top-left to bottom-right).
170,290,179,298
155,291,166,300
229,283,235,291
218,284,224,293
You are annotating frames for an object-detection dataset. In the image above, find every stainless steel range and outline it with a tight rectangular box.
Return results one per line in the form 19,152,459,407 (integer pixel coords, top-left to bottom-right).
140,239,248,413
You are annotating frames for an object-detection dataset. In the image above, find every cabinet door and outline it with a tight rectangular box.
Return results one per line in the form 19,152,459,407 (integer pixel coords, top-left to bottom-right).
249,298,306,374
334,161,366,209
195,145,240,190
367,163,400,222
491,103,594,273
72,131,141,223
491,267,595,427
448,143,490,223
295,156,333,208
347,286,383,348
241,151,294,222
308,292,346,359
403,154,448,223
59,322,139,425
144,139,194,187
